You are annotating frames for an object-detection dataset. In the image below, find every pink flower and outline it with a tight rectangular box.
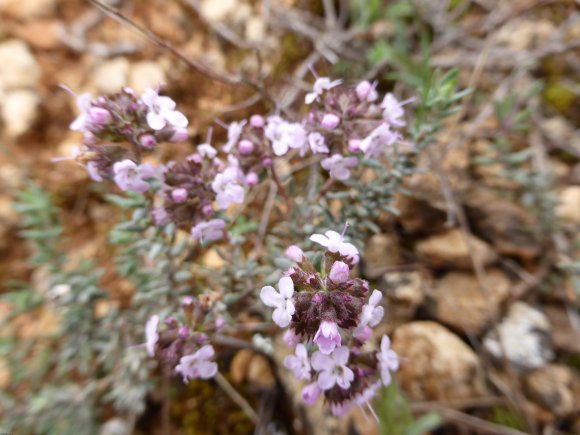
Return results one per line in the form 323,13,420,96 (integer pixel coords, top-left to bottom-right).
284,343,311,380
175,345,218,382
307,132,329,155
301,382,322,405
265,116,307,156
355,80,378,102
69,92,92,132
151,207,169,226
305,77,342,104
113,159,156,193
359,123,399,158
321,154,358,181
141,88,188,131
223,120,246,153
191,219,226,242
359,290,384,328
309,230,359,260
314,320,341,354
260,276,295,328
321,113,340,130
377,335,399,386
329,261,350,284
211,167,245,209
198,143,217,159
145,315,159,356
380,93,410,128
311,346,354,390
86,161,103,182
285,245,305,262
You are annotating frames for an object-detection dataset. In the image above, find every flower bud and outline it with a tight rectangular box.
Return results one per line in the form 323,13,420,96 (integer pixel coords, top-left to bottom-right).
152,207,169,226
348,138,361,153
321,113,340,130
170,128,189,143
355,81,371,101
353,325,372,342
245,172,259,186
250,114,264,128
285,245,304,262
202,204,214,216
238,139,254,154
140,134,157,149
301,383,322,405
329,261,349,284
178,326,189,338
171,188,188,203
88,107,111,125
262,157,273,168
283,329,300,348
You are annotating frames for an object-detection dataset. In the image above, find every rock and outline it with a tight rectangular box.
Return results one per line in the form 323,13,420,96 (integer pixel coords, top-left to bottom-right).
11,20,60,50
200,0,238,22
0,0,57,19
362,234,401,279
247,354,276,389
465,188,540,260
229,348,254,384
524,364,579,417
416,228,497,270
494,18,555,51
91,58,130,94
393,194,447,234
0,40,41,91
483,302,553,370
381,271,424,324
426,269,511,335
128,61,166,94
1,90,41,137
555,186,580,224
543,305,580,355
392,322,487,401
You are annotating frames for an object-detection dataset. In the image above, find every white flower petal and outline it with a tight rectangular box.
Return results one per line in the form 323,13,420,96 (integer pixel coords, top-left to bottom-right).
260,286,283,308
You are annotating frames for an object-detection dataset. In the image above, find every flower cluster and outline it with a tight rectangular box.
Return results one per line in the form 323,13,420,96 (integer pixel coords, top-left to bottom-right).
61,86,254,243
218,75,413,186
144,295,225,383
260,226,400,417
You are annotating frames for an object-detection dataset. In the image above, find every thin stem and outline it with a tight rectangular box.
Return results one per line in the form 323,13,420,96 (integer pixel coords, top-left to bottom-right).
215,372,259,424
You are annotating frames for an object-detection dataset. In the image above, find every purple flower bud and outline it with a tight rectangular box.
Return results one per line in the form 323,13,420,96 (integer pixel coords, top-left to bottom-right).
262,157,272,168
171,188,188,203
301,382,322,405
250,114,264,128
88,107,111,125
321,113,340,130
238,139,254,154
329,261,349,283
170,127,189,143
355,80,371,101
245,172,259,186
285,245,305,262
353,325,372,342
164,316,178,327
178,326,189,338
202,204,214,216
140,134,157,149
348,139,361,153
